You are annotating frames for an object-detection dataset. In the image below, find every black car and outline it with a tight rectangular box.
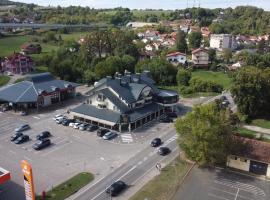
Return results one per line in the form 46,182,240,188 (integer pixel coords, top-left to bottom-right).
33,138,51,150
106,180,127,196
159,117,173,123
86,125,99,132
62,119,74,126
36,131,51,140
97,128,110,137
158,147,171,156
166,112,177,118
10,132,23,141
14,135,30,144
151,138,162,147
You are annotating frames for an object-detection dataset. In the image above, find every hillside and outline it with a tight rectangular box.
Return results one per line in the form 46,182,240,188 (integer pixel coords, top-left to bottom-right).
0,0,27,6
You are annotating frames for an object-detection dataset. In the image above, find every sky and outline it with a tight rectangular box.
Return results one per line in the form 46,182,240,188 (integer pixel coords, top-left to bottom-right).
14,0,270,10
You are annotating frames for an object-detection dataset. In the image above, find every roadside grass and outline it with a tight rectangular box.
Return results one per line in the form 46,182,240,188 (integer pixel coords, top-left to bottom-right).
236,127,258,139
14,77,25,83
130,157,192,200
36,172,94,200
191,70,233,89
0,75,10,86
251,119,270,129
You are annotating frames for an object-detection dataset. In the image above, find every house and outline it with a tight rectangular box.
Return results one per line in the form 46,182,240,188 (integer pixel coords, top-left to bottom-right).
210,34,237,50
0,73,79,110
192,48,209,67
126,22,158,29
166,52,187,65
201,27,211,38
1,53,35,74
21,43,42,54
227,136,270,177
70,70,179,132
228,61,243,70
139,50,156,60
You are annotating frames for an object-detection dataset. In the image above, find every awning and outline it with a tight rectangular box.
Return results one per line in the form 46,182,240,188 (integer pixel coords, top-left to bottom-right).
0,167,11,185
70,112,117,126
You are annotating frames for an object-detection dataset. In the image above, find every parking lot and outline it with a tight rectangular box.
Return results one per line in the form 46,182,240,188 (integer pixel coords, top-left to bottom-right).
0,102,178,200
173,166,270,200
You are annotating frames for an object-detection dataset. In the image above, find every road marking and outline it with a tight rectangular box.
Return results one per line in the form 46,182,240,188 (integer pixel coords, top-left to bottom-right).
163,135,177,146
100,157,105,161
208,193,230,200
234,188,239,200
91,165,137,200
9,150,16,154
138,161,142,165
33,116,40,119
121,134,133,143
210,187,256,200
41,141,72,157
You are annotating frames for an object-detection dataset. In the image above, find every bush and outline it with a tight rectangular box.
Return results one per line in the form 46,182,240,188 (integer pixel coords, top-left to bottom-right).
189,77,223,93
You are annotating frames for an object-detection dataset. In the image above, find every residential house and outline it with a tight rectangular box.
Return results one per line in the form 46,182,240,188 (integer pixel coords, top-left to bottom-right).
70,70,179,132
210,34,237,50
1,53,34,74
21,43,42,54
227,136,270,177
228,61,243,71
0,73,79,110
192,48,209,67
126,22,158,29
166,52,187,65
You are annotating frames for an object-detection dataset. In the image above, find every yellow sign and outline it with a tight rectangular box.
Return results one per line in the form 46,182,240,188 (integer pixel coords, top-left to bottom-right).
21,160,35,200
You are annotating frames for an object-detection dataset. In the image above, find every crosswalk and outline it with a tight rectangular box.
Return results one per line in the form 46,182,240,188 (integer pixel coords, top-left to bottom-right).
120,134,133,143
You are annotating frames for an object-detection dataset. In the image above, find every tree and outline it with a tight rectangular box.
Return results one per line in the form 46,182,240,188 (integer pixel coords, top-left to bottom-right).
208,48,216,64
176,30,187,53
176,69,191,86
222,48,232,63
257,39,265,53
188,32,202,49
231,67,270,118
175,103,234,165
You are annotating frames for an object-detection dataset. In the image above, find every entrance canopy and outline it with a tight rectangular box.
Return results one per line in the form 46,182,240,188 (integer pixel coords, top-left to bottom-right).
0,167,10,185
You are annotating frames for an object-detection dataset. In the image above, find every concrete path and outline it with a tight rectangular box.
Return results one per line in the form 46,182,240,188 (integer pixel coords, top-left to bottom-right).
243,125,270,135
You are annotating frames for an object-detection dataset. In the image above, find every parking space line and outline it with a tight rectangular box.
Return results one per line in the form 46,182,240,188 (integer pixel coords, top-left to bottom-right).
41,141,72,157
211,186,236,197
234,188,239,200
208,193,231,200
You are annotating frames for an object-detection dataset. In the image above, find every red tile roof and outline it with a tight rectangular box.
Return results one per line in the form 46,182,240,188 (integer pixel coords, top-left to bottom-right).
192,48,208,54
166,52,186,57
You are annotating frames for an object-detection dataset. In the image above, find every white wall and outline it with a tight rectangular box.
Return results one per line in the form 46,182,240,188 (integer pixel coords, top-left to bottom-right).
167,55,187,64
227,156,250,172
43,95,51,106
267,165,270,177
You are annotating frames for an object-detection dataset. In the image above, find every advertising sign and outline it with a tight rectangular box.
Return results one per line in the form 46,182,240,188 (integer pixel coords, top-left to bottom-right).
21,160,35,200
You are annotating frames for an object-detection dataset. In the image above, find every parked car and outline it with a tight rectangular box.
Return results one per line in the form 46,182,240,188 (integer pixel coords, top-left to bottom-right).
62,119,74,126
158,147,171,156
79,123,88,131
105,180,127,196
56,117,67,124
159,117,173,123
14,135,30,144
20,111,27,116
97,128,110,137
166,112,177,118
103,131,118,140
69,122,75,127
53,114,63,121
73,122,82,129
10,132,23,141
86,125,99,132
36,131,51,140
33,138,51,150
150,138,162,147
15,124,30,132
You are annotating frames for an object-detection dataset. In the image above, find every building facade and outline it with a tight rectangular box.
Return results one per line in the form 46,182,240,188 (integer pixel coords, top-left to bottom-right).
0,73,78,110
227,137,270,177
192,48,209,67
166,52,187,65
1,53,34,74
71,70,179,132
210,34,236,50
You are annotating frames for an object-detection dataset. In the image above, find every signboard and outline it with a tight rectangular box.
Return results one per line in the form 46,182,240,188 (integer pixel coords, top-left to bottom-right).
21,160,35,200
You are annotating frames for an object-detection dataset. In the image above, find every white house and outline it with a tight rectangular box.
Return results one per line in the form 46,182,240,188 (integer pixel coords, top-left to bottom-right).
192,48,209,67
227,136,270,177
166,52,187,64
210,34,237,50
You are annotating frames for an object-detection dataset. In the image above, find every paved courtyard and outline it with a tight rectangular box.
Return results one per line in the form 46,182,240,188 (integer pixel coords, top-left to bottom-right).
0,100,184,200
173,166,270,200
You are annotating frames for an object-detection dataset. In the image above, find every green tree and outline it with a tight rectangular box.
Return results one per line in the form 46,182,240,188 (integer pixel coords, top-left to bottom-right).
222,48,232,63
188,32,202,49
175,103,234,165
208,48,216,64
176,69,191,86
176,30,187,53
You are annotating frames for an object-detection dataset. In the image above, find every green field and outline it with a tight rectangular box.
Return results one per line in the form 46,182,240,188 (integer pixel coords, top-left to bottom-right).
251,119,270,129
0,75,10,86
236,127,257,139
191,70,233,89
130,157,191,200
36,172,94,200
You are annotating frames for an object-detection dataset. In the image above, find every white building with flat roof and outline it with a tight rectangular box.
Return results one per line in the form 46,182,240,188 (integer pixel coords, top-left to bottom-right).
210,34,236,50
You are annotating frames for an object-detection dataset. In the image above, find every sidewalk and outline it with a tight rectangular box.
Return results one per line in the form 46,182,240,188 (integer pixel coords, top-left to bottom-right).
243,125,270,135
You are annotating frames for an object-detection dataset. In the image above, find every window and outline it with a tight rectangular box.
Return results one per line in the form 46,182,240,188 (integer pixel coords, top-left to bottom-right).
240,158,247,162
234,156,237,160
98,104,107,109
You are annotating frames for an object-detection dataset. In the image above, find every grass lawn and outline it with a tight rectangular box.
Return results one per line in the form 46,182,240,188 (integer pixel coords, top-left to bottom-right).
0,75,10,86
191,70,233,89
60,32,88,41
236,127,258,139
36,172,94,200
251,119,270,129
130,157,192,200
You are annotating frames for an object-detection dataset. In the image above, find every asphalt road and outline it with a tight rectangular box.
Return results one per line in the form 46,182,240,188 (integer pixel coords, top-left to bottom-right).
68,127,178,200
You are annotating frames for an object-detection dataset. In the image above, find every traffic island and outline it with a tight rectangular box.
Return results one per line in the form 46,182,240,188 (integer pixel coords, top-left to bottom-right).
36,172,94,200
130,157,193,200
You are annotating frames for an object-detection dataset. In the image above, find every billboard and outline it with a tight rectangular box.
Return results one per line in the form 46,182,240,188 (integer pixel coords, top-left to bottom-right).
21,160,35,200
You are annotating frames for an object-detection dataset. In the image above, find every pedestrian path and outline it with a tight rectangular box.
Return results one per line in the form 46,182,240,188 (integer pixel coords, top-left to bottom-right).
243,125,270,135
120,134,133,143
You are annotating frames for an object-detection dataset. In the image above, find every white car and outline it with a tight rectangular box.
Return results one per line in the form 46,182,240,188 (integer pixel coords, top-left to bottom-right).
79,124,88,131
103,131,118,140
73,123,81,129
69,122,75,127
53,114,63,121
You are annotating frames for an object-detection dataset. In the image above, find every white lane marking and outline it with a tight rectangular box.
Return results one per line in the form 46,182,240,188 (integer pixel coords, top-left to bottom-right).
234,188,239,200
210,187,255,200
163,135,177,146
138,161,142,165
91,165,137,200
9,150,16,154
121,134,133,143
208,193,230,200
33,116,40,119
41,141,72,157
100,157,105,161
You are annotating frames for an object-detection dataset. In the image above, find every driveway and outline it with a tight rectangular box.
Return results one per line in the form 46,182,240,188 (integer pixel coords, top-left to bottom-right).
172,166,270,200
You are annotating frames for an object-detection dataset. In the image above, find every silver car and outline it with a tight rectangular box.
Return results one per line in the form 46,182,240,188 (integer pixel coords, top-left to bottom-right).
103,132,118,140
15,124,30,132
